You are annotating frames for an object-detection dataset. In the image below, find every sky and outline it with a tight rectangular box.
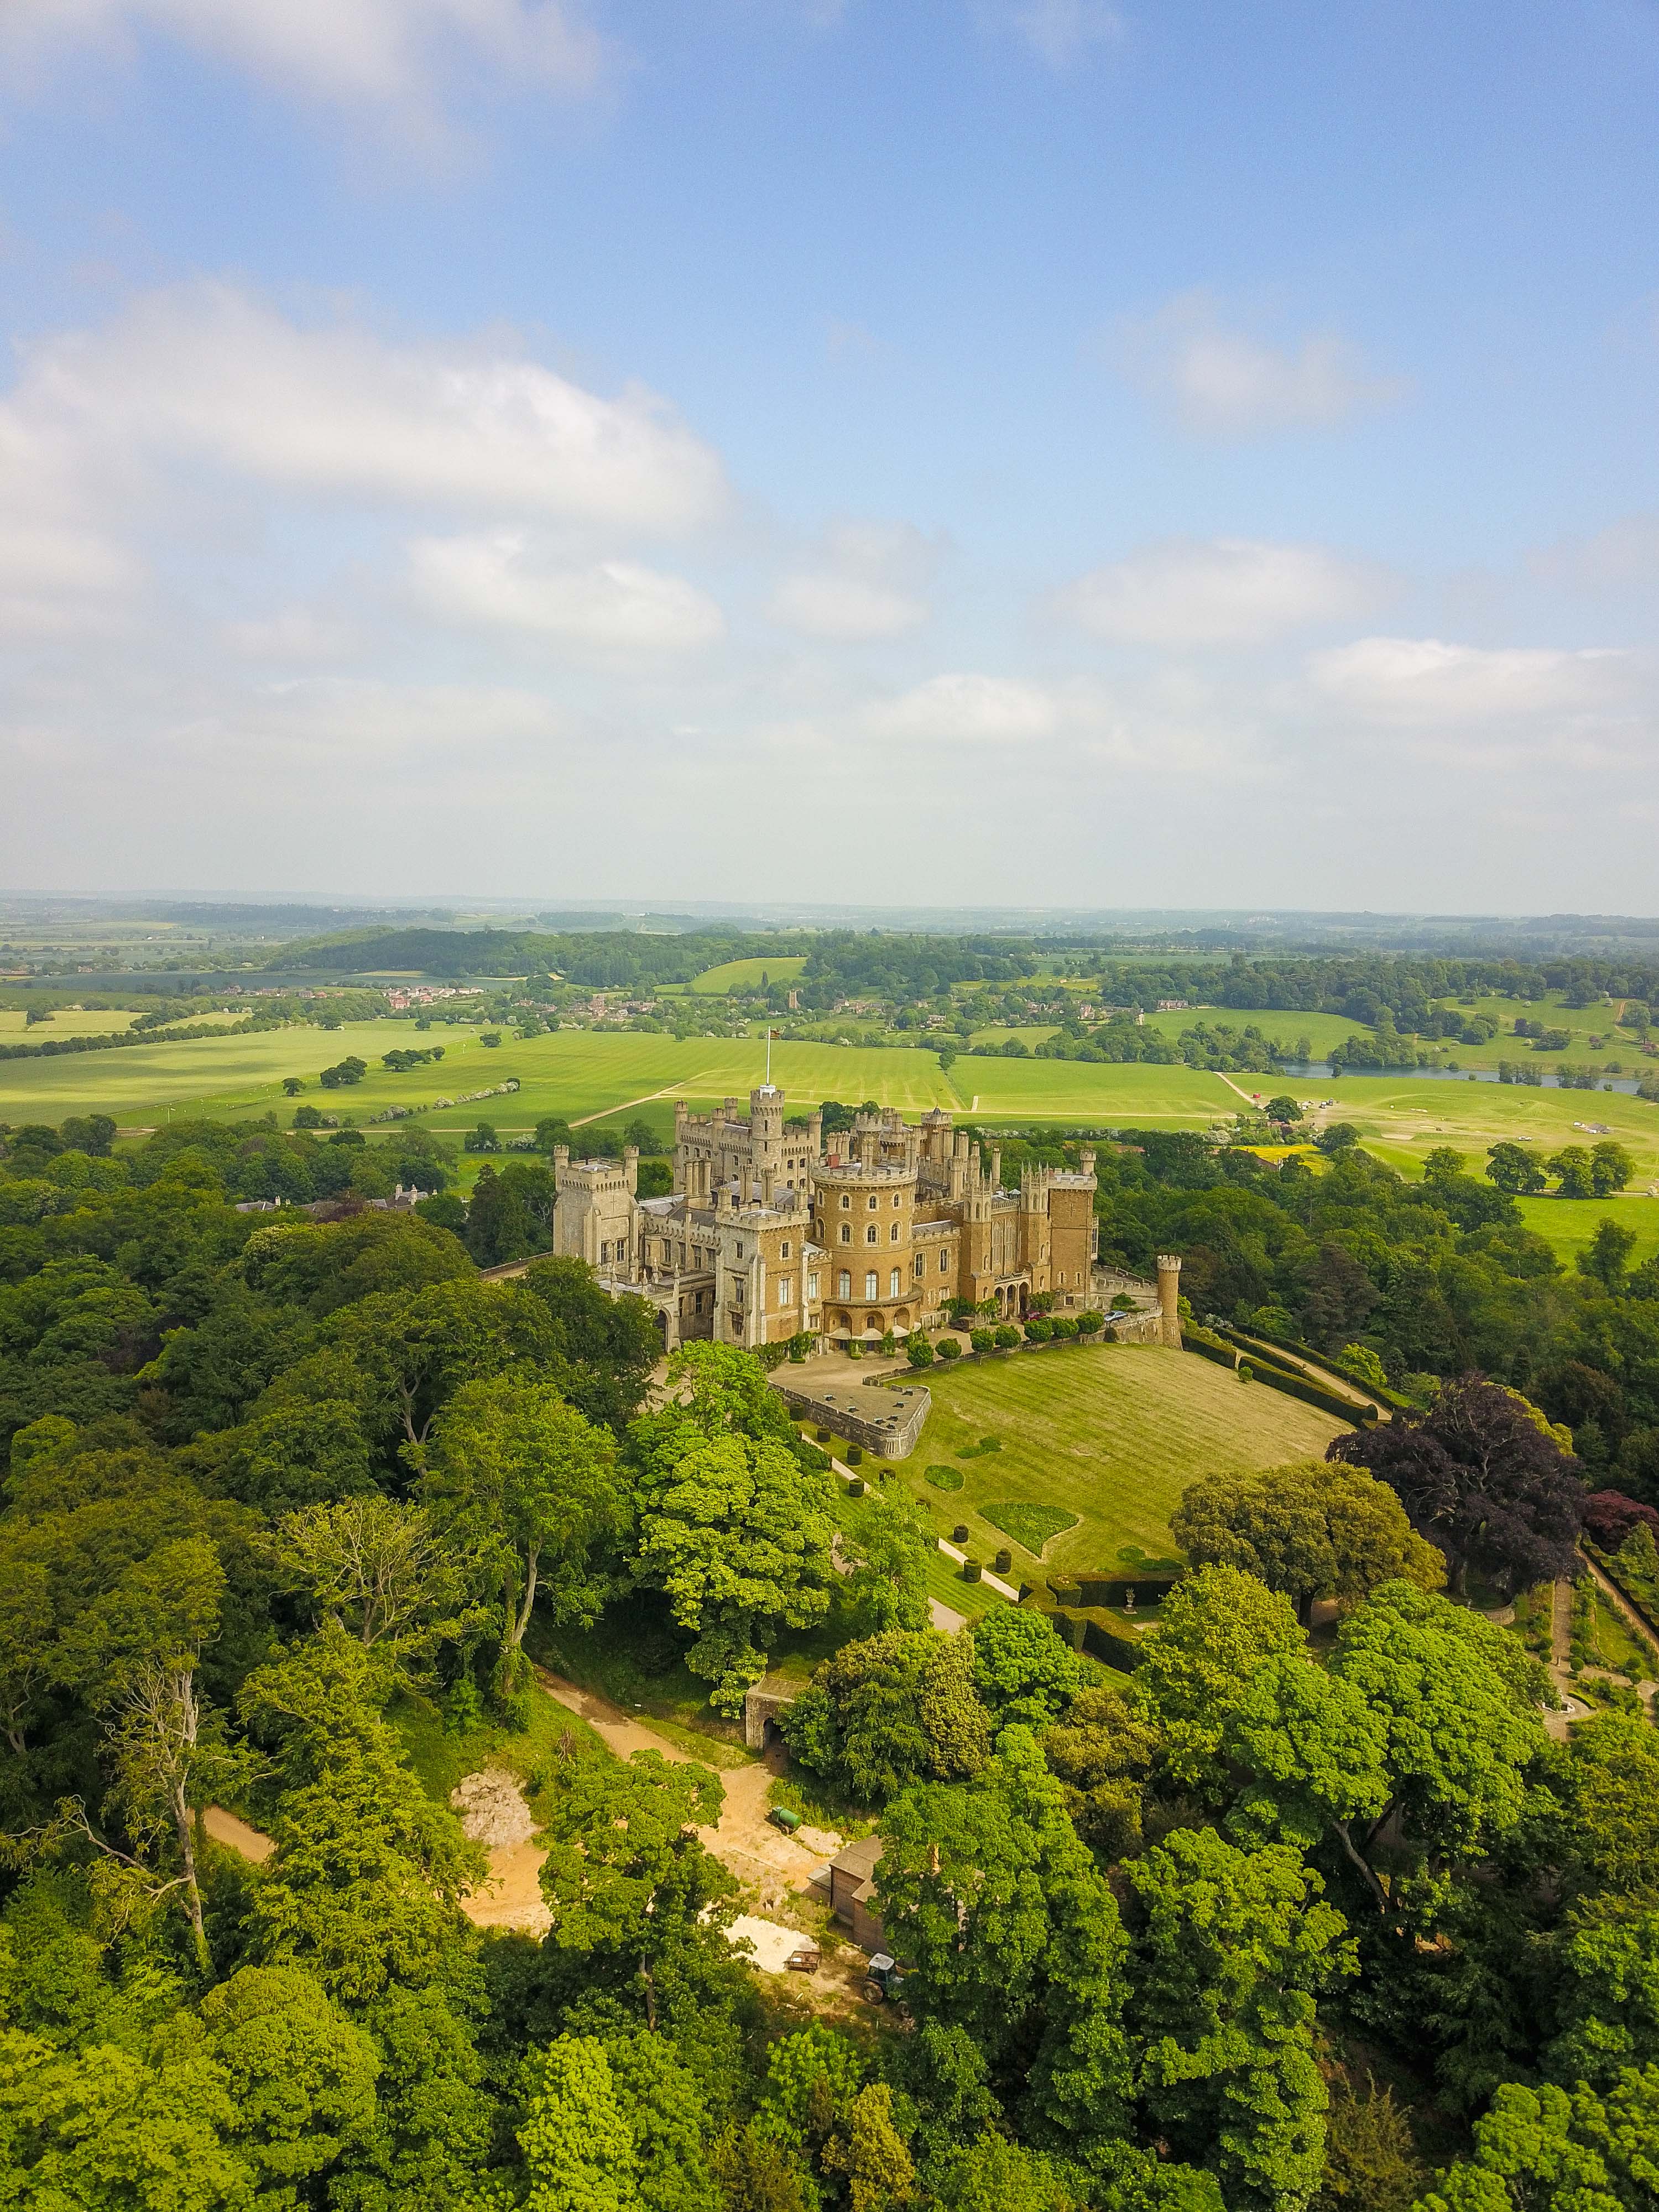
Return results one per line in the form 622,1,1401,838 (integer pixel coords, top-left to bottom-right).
1,0,1656,911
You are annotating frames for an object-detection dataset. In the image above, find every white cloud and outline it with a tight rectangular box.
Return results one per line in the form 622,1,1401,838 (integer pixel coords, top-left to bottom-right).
865,671,1060,743
1115,290,1408,435
1307,635,1643,732
770,573,927,641
769,519,940,640
23,283,728,535
410,533,725,650
980,0,1121,68
221,608,361,662
1,0,607,142
1057,536,1389,648
1528,514,1659,594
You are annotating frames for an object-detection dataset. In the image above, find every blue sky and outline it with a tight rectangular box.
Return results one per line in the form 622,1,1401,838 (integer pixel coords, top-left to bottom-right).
1,0,1656,909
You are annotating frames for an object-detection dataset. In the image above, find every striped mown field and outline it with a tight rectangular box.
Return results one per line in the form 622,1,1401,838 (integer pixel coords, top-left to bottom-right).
896,1342,1345,1577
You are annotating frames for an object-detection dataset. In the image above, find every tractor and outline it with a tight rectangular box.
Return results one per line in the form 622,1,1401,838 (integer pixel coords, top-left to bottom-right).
860,1953,909,2008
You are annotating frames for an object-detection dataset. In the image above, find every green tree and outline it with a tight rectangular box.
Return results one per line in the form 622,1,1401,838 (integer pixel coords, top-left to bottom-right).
538,1751,734,2033
1171,1460,1444,1625
1413,2069,1659,2212
781,1630,990,1802
601,2031,721,2212
876,1729,1133,2172
822,2083,917,2211
1133,1564,1306,1797
969,1606,1083,1729
519,2036,642,2212
421,1375,624,1703
339,1983,496,2212
1042,1678,1159,1860
1317,2073,1427,2212
200,1964,382,2200
1580,1219,1638,1292
1486,1144,1548,1196
834,1485,933,1636
632,1424,835,1714
273,1494,486,1671
1423,1148,1467,1182
1125,1827,1357,2212
238,1631,485,2006
1548,1147,1595,1201
1590,1141,1634,1197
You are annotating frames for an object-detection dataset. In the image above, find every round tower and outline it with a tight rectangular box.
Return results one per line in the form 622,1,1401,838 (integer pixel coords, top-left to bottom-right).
1156,1254,1183,1348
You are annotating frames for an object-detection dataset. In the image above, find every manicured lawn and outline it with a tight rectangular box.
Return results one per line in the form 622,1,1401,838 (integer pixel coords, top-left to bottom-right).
1136,1007,1374,1058
688,955,808,993
896,1344,1347,1578
0,1008,142,1039
1511,1194,1659,1269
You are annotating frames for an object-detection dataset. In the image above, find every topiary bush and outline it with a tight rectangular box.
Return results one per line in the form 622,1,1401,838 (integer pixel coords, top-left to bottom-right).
952,1523,970,1543
925,1465,964,1490
1024,1319,1053,1344
938,1337,962,1360
969,1328,994,1354
816,1429,832,1443
1076,1310,1105,1335
907,1336,935,1368
846,1444,863,1465
1050,1315,1078,1340
962,1559,982,1583
1238,1362,1255,1383
993,1548,1012,1574
994,1325,1020,1350
846,1477,865,1498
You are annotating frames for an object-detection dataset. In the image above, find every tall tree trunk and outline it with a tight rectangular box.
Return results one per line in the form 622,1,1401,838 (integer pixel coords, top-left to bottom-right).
506,1542,540,1655
170,1776,211,1977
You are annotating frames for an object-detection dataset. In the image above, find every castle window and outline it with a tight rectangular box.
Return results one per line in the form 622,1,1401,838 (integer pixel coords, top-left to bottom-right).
940,1250,951,1273
780,1240,791,1258
735,1241,744,1259
866,1225,878,1245
892,1194,901,1208
867,1195,878,1211
809,1272,820,1298
865,1271,879,1298
889,1267,901,1296
839,1270,851,1297
778,1278,793,1307
914,1255,925,1280
600,1241,610,1262
841,1194,850,1209
840,1224,851,1244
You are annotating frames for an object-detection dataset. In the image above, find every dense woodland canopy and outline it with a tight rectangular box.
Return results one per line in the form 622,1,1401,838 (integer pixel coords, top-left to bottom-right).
1,1108,1657,2211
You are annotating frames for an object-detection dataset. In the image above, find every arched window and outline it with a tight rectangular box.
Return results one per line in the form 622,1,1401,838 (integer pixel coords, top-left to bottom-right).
889,1267,901,1296
839,1224,851,1244
866,1225,878,1244
890,1223,900,1242
838,1270,851,1297
864,1271,879,1299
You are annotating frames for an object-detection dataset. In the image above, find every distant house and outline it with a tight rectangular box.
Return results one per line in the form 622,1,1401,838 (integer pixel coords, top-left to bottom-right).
827,1837,884,1952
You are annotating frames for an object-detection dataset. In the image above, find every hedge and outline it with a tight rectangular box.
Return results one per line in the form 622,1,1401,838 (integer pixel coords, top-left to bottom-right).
1050,1573,1182,1610
1024,1587,1144,1671
1212,1321,1414,1413
1181,1336,1373,1426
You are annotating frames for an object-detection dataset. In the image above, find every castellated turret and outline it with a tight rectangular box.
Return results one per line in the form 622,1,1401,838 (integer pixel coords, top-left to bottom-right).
1156,1254,1183,1348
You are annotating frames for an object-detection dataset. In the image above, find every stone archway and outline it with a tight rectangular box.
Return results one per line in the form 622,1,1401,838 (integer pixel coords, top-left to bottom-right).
864,1312,882,1335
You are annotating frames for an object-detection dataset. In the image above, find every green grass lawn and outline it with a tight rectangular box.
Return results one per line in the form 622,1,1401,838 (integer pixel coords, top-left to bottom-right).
0,1008,143,1039
896,1344,1346,1579
1330,1076,1659,1184
688,955,808,994
957,1057,1232,1126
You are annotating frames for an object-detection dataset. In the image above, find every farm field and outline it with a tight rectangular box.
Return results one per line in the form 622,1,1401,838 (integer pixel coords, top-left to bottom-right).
958,1057,1229,1126
687,954,807,994
1327,1074,1659,1182
1136,1007,1373,1057
1,1008,142,1039
896,1343,1345,1578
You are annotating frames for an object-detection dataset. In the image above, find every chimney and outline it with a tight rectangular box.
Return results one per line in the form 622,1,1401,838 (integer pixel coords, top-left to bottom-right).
553,1144,570,1175
990,1146,1001,1188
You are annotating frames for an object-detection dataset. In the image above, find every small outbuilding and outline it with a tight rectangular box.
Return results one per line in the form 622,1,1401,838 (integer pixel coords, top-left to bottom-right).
827,1836,885,1953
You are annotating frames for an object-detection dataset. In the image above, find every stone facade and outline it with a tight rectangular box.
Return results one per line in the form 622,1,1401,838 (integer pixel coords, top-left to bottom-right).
547,1086,1100,1351
767,1380,932,1459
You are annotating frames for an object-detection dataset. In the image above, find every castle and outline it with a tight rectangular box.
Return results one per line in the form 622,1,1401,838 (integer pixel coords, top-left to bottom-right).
550,1087,1103,1352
